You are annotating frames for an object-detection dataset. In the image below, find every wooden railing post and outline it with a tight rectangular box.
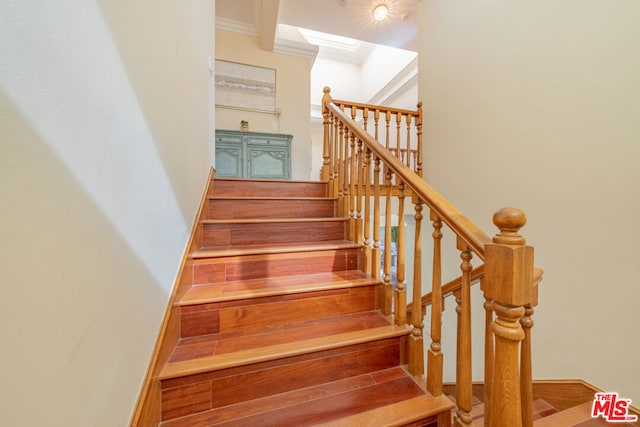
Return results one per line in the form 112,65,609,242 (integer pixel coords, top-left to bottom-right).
416,102,423,178
426,210,443,396
520,305,535,427
484,207,535,427
362,148,372,275
321,87,332,182
348,118,357,241
408,195,424,376
372,156,381,281
454,240,473,427
382,168,393,315
355,138,364,247
394,180,407,326
483,297,494,427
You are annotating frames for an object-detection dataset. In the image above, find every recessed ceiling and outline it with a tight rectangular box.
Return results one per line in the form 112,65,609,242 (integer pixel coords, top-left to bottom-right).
278,0,418,51
216,0,418,52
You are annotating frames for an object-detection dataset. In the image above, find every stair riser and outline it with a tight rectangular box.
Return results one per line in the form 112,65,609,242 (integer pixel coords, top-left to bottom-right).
180,286,378,338
202,220,346,247
207,199,336,220
192,249,360,284
160,338,401,422
211,179,327,198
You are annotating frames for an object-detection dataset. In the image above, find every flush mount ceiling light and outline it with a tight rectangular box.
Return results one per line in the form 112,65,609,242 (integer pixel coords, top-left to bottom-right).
372,3,388,21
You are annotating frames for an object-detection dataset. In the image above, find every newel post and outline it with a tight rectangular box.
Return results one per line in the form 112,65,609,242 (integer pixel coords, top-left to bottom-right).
321,87,333,183
483,208,535,427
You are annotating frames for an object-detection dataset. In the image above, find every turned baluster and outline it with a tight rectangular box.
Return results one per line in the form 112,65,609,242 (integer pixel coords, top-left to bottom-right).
332,114,339,197
338,106,347,218
394,179,407,326
374,109,380,141
406,113,412,168
355,138,364,247
348,108,357,241
520,305,535,427
347,131,356,240
385,110,391,150
454,241,473,427
372,157,382,282
408,196,425,376
342,125,350,221
363,148,372,274
416,102,423,178
382,167,393,315
483,297,494,427
337,120,346,218
363,107,369,132
399,148,406,164
395,112,402,161
321,87,332,182
427,210,444,396
411,150,418,173
485,208,535,427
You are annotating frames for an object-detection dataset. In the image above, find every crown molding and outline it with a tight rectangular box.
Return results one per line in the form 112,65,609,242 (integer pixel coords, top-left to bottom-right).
273,39,319,63
216,17,258,36
367,56,418,106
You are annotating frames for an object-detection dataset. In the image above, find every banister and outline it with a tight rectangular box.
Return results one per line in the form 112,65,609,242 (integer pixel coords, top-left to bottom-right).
417,265,543,310
326,101,491,259
332,99,420,117
421,265,485,308
323,88,542,427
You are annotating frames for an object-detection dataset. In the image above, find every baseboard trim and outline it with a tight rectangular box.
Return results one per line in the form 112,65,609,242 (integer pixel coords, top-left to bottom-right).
444,379,639,423
129,168,216,427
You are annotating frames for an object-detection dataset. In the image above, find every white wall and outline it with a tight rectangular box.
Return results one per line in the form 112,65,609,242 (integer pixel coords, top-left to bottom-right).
0,1,215,425
215,29,313,180
419,0,640,403
311,58,363,104
360,45,416,103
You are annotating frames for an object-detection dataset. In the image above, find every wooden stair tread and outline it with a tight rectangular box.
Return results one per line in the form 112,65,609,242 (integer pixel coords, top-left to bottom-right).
209,196,335,201
533,401,593,426
160,367,446,427
171,311,392,362
317,395,455,427
214,177,325,184
160,322,412,380
211,178,328,198
190,240,361,259
533,400,637,426
181,270,379,305
469,398,558,426
201,217,346,224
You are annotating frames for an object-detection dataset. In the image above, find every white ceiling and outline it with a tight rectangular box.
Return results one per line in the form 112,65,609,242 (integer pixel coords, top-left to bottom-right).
215,0,418,58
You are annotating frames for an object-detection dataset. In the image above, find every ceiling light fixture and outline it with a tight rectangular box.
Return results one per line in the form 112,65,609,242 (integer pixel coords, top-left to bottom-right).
372,3,388,21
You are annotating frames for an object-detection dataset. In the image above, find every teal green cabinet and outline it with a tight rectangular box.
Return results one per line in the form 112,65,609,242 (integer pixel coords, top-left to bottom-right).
215,130,292,180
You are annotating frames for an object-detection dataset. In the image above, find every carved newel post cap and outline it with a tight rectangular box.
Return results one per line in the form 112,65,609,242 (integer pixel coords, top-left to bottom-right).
322,87,332,111
493,207,527,245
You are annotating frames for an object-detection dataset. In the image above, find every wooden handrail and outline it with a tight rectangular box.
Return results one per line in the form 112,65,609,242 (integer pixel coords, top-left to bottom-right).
332,99,420,117
416,265,543,309
326,101,491,259
421,265,486,308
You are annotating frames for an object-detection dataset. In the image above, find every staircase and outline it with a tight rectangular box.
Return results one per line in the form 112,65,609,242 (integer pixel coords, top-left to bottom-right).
156,177,453,426
133,90,640,426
